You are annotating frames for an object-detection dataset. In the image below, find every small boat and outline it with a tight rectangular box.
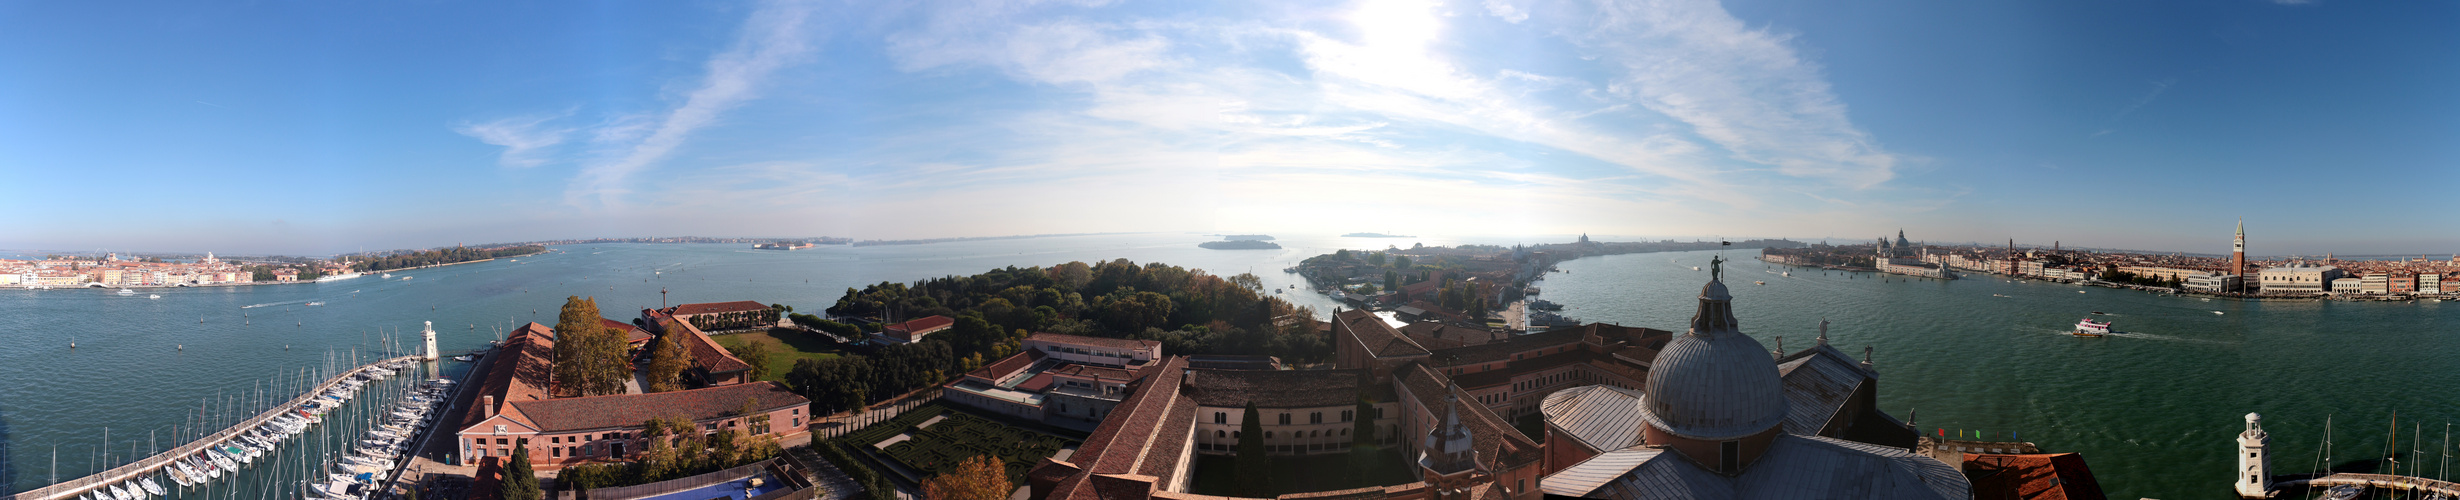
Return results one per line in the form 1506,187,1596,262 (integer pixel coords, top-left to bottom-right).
140,475,167,496
305,301,323,306
117,288,135,295
1692,266,1701,271
2213,311,2225,315
451,354,475,362
147,294,160,299
106,483,132,500
1781,271,1790,276
2073,318,2111,337
2320,484,2365,500
401,276,412,280
1753,281,1765,285
2077,290,2086,294
380,273,391,278
2090,311,2105,315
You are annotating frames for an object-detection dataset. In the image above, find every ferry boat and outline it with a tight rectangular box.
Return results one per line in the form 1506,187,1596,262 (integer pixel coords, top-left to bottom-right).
2073,318,2111,337
315,272,363,283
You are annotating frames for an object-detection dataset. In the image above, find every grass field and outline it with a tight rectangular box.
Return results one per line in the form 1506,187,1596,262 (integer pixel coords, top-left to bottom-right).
715,327,845,382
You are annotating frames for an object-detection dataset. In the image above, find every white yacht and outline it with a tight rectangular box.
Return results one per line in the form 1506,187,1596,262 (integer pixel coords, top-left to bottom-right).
117,288,136,295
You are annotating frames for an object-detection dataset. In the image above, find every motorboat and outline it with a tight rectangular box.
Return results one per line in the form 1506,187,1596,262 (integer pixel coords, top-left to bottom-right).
2073,318,2111,337
117,288,136,295
2213,311,2225,315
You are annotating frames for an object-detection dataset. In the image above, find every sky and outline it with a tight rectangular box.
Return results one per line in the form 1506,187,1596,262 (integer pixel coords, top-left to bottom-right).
3,0,2456,256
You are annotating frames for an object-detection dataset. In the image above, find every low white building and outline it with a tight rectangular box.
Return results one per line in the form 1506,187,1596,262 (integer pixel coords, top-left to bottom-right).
2185,273,2246,294
2259,265,2342,295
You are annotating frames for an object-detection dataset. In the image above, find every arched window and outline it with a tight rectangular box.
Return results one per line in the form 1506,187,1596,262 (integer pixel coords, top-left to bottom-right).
1216,430,1225,438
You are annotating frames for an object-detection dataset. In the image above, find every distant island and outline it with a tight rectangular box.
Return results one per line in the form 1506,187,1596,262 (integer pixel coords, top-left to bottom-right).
1343,232,1414,238
1199,240,1283,250
1219,234,1274,241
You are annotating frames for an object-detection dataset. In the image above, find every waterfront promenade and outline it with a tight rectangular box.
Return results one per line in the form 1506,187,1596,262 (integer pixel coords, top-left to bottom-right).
1,355,421,500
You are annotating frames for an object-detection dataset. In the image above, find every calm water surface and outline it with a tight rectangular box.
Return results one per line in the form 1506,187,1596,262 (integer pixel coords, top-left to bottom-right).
3,237,2448,499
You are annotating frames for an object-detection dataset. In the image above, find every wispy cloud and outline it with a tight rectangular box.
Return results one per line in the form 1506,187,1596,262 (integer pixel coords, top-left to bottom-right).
453,113,570,168
1574,0,1901,188
566,0,821,207
2110,77,2176,121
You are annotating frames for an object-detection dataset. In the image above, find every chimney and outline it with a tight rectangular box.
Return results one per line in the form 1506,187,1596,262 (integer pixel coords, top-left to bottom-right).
483,396,496,419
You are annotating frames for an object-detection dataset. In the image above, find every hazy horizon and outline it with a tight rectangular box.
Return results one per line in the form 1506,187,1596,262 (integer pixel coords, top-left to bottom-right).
6,1,2456,256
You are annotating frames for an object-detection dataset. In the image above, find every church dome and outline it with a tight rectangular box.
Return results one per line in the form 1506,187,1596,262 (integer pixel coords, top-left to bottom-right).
1639,265,1788,441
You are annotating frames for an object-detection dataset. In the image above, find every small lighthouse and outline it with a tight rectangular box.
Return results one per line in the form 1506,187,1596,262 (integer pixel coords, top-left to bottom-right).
421,321,439,361
2235,413,2271,498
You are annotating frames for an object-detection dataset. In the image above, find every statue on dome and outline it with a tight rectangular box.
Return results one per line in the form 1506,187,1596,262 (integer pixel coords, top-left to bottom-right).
1710,255,1725,282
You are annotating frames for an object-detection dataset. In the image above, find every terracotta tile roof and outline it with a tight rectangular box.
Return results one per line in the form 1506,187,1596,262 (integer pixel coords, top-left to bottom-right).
1404,300,1473,322
660,317,753,375
884,315,955,341
1962,453,2107,500
602,318,653,345
1397,364,1541,469
1027,332,1161,351
1335,309,1427,358
1035,356,1193,500
1429,323,1669,366
1048,364,1140,382
669,301,772,316
462,323,557,431
506,381,809,432
1181,368,1388,408
1446,349,1620,389
963,350,1045,382
1399,322,1499,349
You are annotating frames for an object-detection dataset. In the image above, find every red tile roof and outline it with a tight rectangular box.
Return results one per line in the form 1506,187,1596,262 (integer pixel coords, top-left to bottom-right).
507,381,808,432
461,323,557,432
963,350,1045,383
1026,332,1161,351
602,318,653,345
659,317,753,375
1035,356,1194,500
883,315,955,341
1963,453,2107,500
669,301,772,316
1336,309,1428,358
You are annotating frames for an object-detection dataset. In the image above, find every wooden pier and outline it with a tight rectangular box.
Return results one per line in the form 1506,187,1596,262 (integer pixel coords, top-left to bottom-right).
2274,473,2460,498
2,355,422,500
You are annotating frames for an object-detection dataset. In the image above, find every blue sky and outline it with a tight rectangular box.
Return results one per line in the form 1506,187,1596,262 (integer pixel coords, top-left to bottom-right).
3,0,2455,256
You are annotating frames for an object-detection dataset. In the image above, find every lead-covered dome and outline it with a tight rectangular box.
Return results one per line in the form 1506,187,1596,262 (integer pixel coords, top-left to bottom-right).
1638,273,1788,441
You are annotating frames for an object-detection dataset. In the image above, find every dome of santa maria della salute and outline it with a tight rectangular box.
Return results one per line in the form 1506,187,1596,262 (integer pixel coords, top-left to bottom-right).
1637,266,1788,441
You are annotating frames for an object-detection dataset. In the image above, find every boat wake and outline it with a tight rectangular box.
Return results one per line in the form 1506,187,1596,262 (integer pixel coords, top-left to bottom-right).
2101,330,2232,345
241,299,318,309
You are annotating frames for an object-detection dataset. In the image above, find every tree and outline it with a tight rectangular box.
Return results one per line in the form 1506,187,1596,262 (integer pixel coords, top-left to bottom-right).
1335,249,1353,260
1393,255,1412,269
501,445,542,500
1236,402,1272,496
1351,396,1381,478
1367,252,1385,266
1384,270,1399,293
922,455,1013,500
728,341,775,382
646,330,693,392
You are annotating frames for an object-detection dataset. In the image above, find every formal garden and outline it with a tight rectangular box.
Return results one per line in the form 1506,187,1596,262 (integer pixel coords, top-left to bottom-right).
842,403,1079,485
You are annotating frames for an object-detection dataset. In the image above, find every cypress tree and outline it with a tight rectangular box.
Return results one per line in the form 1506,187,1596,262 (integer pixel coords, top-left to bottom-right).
1236,402,1272,496
502,445,542,500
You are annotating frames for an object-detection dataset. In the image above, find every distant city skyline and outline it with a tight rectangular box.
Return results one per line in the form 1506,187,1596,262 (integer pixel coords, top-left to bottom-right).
5,0,2456,255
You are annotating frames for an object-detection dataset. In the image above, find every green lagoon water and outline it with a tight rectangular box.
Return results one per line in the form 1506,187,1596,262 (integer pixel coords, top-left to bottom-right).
2,236,2450,499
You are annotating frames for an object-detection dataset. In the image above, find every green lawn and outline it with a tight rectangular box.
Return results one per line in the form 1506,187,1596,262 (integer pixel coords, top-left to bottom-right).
716,327,845,383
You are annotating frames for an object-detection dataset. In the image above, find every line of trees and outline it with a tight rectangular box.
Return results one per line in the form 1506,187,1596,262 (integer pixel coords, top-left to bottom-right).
559,412,784,491
348,245,544,273
787,260,1327,414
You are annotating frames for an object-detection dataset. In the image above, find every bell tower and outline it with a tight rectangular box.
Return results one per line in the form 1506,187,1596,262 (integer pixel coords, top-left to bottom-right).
2234,413,2271,498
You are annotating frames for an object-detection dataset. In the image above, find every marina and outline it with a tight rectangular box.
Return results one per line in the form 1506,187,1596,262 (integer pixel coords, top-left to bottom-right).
1,355,444,500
